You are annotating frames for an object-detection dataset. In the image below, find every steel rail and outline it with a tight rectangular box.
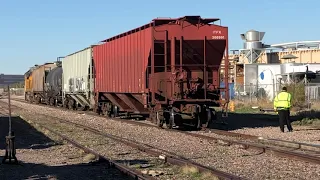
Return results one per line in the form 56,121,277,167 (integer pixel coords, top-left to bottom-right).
180,131,320,165
28,110,243,180
206,129,320,150
4,100,242,179
19,119,155,180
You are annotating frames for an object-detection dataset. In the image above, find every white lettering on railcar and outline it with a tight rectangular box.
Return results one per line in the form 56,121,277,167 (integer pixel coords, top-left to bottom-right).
212,30,222,34
212,31,225,39
212,36,225,39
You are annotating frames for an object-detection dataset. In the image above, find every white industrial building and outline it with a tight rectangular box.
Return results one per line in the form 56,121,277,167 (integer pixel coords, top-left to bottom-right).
239,63,320,101
230,29,320,101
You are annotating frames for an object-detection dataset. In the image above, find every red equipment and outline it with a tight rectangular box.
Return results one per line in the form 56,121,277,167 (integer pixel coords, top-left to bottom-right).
93,16,229,129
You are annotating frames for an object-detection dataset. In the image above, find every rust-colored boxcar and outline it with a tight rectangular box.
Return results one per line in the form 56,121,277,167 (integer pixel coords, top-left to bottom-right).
24,63,57,103
93,16,229,129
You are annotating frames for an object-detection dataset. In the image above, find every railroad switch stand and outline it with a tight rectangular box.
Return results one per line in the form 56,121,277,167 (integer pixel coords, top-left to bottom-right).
2,85,19,164
2,131,18,164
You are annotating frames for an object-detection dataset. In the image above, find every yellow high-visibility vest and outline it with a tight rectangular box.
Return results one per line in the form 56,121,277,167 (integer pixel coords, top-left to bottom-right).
274,91,292,110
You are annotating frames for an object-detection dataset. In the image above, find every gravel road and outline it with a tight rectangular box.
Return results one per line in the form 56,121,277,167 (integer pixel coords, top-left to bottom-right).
4,99,320,180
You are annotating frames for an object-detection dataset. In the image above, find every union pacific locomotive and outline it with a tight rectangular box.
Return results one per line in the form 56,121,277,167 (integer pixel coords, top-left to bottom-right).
24,16,230,129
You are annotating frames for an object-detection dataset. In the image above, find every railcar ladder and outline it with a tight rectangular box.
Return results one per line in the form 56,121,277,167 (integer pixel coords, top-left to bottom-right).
151,29,168,105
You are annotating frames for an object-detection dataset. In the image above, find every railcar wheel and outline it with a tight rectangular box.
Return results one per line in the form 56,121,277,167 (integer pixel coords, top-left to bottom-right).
49,98,55,106
203,108,212,128
166,109,174,129
63,100,68,108
156,111,164,128
77,106,87,111
111,106,118,118
195,106,202,130
124,112,131,119
94,104,102,115
106,110,112,117
203,108,217,129
103,103,113,117
149,111,156,123
68,100,74,110
36,97,41,104
29,97,32,103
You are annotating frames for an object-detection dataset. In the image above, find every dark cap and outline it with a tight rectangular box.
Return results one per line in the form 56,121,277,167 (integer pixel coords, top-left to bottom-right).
282,87,287,91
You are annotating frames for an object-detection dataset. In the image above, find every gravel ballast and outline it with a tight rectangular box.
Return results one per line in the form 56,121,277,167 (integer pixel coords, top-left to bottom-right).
1,102,222,180
0,106,133,180
230,126,320,144
4,99,320,180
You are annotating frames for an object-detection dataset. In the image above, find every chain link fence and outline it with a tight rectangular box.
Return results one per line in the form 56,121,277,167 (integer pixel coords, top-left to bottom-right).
231,82,320,109
232,83,278,103
10,88,25,96
0,88,25,97
305,83,320,101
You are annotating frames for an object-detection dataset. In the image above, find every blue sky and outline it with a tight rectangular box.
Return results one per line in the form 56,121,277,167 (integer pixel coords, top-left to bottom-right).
1,0,319,74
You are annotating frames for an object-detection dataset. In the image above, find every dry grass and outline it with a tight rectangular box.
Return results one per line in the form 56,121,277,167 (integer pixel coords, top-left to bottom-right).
181,166,199,174
232,82,315,114
233,99,273,113
83,153,97,162
310,101,320,109
285,83,305,107
180,166,219,180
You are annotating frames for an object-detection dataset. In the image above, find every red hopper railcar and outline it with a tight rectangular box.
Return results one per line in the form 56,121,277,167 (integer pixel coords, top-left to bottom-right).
93,16,229,129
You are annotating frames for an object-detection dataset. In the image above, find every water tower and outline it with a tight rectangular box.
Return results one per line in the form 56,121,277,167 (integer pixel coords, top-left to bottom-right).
240,30,266,63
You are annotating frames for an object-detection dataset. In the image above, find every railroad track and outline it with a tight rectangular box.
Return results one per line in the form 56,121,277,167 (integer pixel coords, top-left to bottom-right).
0,105,151,180
1,100,242,180
6,98,320,165
202,129,320,153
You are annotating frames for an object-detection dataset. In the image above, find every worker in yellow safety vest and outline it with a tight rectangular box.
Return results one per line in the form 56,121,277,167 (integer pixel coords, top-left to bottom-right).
273,87,293,132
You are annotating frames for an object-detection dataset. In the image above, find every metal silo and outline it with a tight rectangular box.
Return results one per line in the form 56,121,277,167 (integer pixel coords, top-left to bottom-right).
240,30,266,63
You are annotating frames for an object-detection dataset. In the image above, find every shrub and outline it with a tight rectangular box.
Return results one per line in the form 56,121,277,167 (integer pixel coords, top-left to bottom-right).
280,82,306,108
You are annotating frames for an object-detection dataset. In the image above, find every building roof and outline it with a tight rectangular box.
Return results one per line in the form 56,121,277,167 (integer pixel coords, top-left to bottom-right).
271,41,320,49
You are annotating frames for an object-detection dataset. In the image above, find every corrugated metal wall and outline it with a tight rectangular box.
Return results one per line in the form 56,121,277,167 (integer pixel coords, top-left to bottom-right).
31,63,56,92
62,47,93,94
93,28,151,93
31,66,44,92
93,21,228,95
